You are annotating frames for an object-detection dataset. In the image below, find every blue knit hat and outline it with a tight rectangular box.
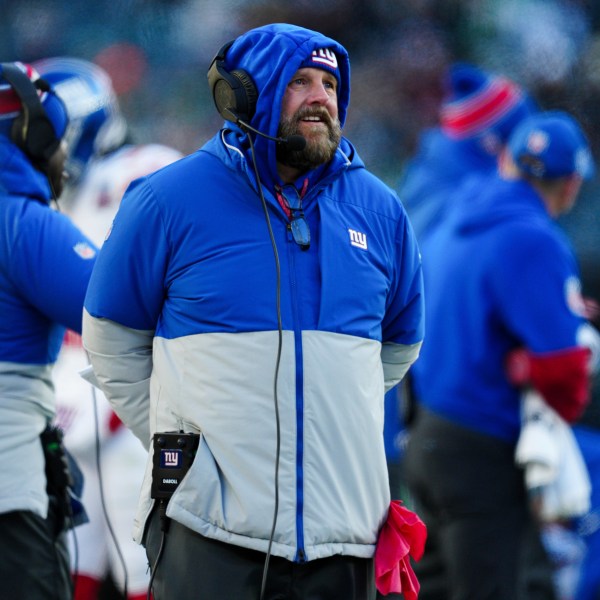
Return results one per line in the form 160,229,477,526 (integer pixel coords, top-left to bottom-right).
0,62,68,142
508,110,594,180
440,63,537,145
299,48,340,86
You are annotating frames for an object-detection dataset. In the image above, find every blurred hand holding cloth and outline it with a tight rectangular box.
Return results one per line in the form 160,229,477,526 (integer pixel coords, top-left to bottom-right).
375,500,427,598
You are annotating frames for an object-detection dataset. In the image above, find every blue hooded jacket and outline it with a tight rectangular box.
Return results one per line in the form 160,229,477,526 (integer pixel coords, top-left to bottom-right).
411,174,588,442
83,24,424,562
0,133,97,517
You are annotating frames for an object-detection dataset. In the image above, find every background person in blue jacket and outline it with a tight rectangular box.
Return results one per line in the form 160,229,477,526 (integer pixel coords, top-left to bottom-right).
385,64,538,506
381,66,539,564
403,110,599,600
82,23,425,600
0,62,98,599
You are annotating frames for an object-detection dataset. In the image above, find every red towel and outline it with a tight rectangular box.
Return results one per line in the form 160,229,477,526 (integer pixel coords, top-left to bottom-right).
375,500,427,598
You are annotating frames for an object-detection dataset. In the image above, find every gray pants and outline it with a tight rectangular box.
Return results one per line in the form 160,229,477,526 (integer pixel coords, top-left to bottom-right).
144,507,376,600
403,407,556,600
0,504,72,600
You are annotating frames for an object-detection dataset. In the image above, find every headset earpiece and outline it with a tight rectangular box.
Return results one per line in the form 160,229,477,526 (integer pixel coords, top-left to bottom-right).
207,41,258,124
1,62,60,164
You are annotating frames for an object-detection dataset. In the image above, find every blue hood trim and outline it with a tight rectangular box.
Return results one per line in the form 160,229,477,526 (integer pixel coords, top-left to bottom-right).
0,136,50,202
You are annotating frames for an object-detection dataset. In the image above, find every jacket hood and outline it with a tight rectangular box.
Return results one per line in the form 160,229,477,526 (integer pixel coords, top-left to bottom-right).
0,136,51,202
218,24,351,187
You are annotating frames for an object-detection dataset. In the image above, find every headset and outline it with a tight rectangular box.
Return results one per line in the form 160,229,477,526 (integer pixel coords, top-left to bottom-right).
207,43,306,152
1,62,61,166
207,41,258,124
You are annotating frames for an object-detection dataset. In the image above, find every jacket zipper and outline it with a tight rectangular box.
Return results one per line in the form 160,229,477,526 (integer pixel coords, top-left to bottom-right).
286,225,307,563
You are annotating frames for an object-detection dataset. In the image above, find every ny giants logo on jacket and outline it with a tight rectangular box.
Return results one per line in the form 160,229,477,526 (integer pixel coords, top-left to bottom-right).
348,228,367,250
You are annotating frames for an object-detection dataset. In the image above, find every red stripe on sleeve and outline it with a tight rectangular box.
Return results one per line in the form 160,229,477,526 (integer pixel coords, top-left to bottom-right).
529,347,591,422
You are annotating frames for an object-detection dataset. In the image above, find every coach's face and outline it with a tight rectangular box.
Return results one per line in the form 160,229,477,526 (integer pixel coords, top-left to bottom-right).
276,67,342,177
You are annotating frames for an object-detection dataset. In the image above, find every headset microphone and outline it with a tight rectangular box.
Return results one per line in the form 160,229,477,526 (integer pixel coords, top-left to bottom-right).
224,108,306,152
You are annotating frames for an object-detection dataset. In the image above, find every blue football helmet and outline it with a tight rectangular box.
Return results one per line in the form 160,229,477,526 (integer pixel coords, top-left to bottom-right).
33,57,128,183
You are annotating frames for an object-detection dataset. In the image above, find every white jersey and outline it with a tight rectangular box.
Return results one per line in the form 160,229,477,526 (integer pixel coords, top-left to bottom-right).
53,142,183,596
65,143,184,246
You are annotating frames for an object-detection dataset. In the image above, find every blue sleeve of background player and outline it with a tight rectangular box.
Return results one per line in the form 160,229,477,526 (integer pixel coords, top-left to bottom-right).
492,226,584,351
11,202,98,334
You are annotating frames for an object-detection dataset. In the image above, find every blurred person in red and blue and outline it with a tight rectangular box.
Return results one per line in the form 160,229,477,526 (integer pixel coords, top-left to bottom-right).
402,110,599,599
383,63,538,504
34,56,183,600
0,61,97,600
397,61,600,600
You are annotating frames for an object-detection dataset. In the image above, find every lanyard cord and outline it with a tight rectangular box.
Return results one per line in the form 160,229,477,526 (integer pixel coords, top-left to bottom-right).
274,177,309,219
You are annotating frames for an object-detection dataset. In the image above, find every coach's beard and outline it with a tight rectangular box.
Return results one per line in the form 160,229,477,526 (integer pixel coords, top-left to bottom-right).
276,107,342,171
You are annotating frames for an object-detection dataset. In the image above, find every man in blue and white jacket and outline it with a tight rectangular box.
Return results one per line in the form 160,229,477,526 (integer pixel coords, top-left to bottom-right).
82,23,424,600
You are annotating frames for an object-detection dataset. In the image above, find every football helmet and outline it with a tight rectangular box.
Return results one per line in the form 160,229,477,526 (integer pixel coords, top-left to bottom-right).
33,57,128,183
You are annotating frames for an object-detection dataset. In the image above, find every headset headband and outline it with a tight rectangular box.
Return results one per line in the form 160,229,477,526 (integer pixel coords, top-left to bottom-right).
1,62,60,164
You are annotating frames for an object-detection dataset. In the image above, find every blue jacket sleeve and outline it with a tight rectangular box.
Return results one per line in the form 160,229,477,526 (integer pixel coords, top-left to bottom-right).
380,210,425,391
492,225,584,352
12,202,98,334
382,212,425,346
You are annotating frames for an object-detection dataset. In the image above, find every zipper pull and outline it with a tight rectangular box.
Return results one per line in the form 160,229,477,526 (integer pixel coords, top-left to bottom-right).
296,548,307,563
